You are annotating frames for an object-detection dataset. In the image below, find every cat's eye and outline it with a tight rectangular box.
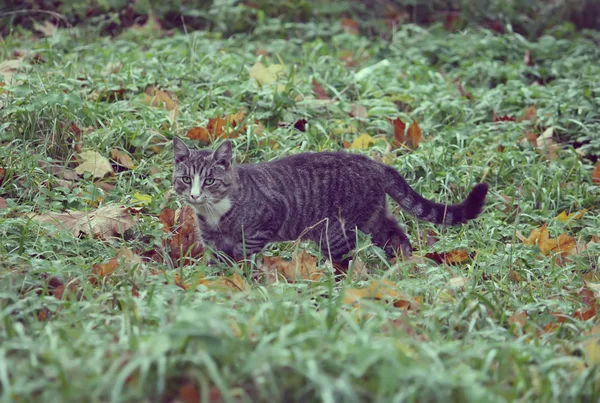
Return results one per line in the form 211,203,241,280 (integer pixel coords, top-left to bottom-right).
181,176,191,184
204,178,215,186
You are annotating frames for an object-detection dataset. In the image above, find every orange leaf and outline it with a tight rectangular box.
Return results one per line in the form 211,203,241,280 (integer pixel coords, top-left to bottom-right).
340,18,359,35
406,121,422,149
186,126,210,142
519,105,537,122
592,162,600,185
424,250,472,265
260,250,322,283
508,310,528,327
390,118,406,149
312,79,329,100
92,257,120,277
158,206,203,267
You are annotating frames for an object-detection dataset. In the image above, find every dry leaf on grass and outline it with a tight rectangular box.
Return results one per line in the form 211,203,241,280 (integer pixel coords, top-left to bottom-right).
424,250,472,265
350,133,375,149
583,324,600,366
142,87,178,110
75,150,114,178
158,206,204,267
31,204,136,238
186,108,247,144
340,18,359,35
260,250,322,283
312,79,330,100
110,148,136,169
343,279,420,310
175,271,248,293
592,162,600,185
555,209,587,223
0,197,7,209
390,118,422,150
517,224,576,258
249,61,285,86
0,59,24,84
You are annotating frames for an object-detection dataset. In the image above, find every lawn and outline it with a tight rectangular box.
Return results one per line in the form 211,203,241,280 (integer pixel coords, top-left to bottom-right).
1,9,600,402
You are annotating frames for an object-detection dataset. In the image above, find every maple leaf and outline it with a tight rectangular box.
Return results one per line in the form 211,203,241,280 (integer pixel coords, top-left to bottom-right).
555,209,587,223
158,206,203,267
75,150,114,178
517,224,576,258
110,148,136,169
260,250,322,283
31,204,136,238
186,108,247,144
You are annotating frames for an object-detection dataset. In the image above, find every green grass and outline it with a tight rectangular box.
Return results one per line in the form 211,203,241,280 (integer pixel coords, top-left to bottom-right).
1,16,600,402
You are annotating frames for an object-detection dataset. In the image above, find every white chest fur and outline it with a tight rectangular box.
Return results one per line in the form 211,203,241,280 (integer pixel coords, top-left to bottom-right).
193,197,232,227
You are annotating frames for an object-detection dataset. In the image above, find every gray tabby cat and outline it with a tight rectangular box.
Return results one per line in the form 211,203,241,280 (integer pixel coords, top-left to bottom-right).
172,138,488,266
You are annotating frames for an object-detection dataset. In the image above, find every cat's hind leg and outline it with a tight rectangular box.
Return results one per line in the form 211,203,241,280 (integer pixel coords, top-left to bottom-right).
314,220,356,268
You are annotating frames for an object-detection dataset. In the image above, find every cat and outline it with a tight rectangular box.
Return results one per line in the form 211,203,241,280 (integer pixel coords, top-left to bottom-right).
172,137,489,266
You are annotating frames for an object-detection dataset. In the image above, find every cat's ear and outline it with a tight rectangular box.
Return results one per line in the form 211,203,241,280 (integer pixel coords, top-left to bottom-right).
213,140,233,168
173,137,190,163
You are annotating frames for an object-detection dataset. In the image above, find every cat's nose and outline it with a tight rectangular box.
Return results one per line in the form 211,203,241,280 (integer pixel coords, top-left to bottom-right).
190,194,200,200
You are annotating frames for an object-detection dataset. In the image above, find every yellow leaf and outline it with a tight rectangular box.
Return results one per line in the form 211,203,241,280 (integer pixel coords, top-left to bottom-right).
201,272,249,292
75,151,113,178
350,133,375,149
406,121,422,150
110,148,136,169
249,61,285,85
517,224,577,257
142,87,178,111
555,209,587,222
583,324,600,366
343,279,419,310
132,192,152,206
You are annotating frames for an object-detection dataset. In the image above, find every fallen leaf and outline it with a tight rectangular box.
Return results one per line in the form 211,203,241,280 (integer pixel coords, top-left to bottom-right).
249,61,285,90
142,87,178,111
343,279,420,310
390,118,406,149
350,133,375,149
406,121,422,150
519,105,537,123
523,50,534,66
158,206,203,267
592,162,600,185
508,311,528,327
583,324,600,366
555,209,587,223
350,104,368,119
178,381,200,403
261,250,322,283
424,250,472,265
186,108,247,143
75,150,114,178
110,148,136,169
31,204,136,238
132,192,152,206
92,257,119,277
517,224,576,258
0,58,24,84
340,18,359,35
492,113,516,122
0,197,7,209
34,20,57,37
201,272,249,292
312,79,330,100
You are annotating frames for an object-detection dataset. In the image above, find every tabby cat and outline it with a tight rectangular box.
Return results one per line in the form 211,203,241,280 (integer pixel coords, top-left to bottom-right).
172,138,488,265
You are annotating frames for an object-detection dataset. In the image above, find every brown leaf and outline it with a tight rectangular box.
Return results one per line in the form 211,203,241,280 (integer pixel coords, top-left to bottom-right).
186,109,246,144
92,257,120,277
390,118,406,149
350,104,368,119
406,121,422,150
158,206,203,267
523,50,534,66
260,250,322,283
455,81,473,100
75,151,114,178
312,79,330,100
517,224,576,258
110,148,136,169
31,204,135,238
178,381,200,403
142,87,178,111
592,162,600,185
255,48,269,56
424,250,472,265
343,280,420,310
508,311,528,330
340,18,359,35
0,197,7,209
519,105,537,123
492,113,516,122
201,272,249,292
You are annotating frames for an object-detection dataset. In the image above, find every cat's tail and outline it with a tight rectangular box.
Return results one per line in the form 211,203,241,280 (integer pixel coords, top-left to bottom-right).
383,166,489,225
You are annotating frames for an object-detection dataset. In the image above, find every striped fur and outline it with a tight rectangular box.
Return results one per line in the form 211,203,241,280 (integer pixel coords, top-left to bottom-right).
173,138,489,264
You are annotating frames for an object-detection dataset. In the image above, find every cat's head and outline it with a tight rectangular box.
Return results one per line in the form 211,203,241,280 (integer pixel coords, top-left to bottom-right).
172,138,235,208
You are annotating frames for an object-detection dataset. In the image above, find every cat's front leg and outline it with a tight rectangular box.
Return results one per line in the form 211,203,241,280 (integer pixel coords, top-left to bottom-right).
232,231,274,261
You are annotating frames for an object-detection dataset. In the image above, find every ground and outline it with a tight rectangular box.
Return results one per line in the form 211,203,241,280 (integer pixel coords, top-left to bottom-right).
1,13,600,402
